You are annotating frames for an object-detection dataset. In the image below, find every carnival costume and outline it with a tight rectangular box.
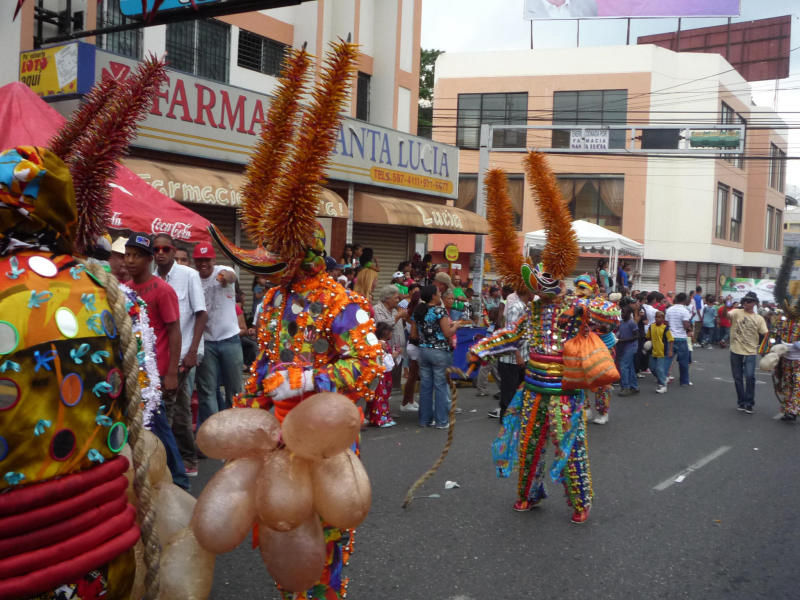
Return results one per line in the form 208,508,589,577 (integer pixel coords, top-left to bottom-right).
470,154,619,523
763,249,800,421
188,41,382,600
0,58,187,599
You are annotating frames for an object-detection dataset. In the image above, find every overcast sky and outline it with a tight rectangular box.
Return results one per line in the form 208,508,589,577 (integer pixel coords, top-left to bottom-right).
421,0,800,189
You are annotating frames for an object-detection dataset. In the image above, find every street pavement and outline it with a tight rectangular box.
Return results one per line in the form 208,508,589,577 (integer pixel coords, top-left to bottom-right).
195,348,799,600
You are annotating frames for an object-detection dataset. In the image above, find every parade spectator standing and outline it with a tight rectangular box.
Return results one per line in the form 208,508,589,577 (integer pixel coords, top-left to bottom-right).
701,294,718,347
153,234,207,477
325,256,345,281
193,242,243,425
433,271,452,300
451,274,467,320
616,305,639,395
596,258,611,292
174,247,191,266
109,236,129,282
718,301,731,347
617,261,630,292
392,271,409,296
691,286,704,342
728,291,768,414
665,292,693,386
646,311,673,393
489,287,531,419
373,284,407,368
124,232,188,490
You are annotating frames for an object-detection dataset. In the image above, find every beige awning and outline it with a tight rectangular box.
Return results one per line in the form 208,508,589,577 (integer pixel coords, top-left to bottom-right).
354,192,488,234
121,158,348,218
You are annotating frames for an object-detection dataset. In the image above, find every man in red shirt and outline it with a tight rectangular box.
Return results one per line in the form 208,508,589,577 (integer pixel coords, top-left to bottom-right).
124,232,189,489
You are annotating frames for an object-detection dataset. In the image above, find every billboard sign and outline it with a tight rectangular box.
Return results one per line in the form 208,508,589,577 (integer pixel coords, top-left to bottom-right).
19,42,95,98
524,0,740,19
570,128,609,151
92,49,458,199
720,277,775,304
120,0,220,16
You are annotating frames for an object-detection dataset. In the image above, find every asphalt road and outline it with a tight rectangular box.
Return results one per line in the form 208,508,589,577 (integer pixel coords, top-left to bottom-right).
194,348,799,600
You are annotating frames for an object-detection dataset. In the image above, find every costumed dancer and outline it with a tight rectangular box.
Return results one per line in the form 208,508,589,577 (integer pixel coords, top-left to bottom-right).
760,248,800,422
188,41,383,600
0,57,215,600
469,154,618,523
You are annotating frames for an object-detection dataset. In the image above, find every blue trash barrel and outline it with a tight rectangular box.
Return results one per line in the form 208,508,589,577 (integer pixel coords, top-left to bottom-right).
452,326,488,378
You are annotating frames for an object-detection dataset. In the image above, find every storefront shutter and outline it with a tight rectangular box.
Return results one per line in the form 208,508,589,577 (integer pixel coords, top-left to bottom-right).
352,224,411,290
639,260,660,294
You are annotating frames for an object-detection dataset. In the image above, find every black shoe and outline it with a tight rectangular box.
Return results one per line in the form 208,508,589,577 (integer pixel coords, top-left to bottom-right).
780,413,797,422
736,406,746,412
744,407,754,414
493,392,501,400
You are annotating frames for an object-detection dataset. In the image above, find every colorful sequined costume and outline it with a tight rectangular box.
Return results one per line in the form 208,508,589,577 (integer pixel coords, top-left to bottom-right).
471,156,618,523
767,249,800,421
208,41,382,599
0,57,167,599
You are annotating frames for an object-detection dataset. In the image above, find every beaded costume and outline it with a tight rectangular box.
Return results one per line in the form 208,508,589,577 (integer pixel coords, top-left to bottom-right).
207,41,383,599
767,249,800,421
0,58,168,599
471,155,618,523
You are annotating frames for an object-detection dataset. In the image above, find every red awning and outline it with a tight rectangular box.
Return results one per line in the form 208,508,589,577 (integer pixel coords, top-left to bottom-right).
0,82,211,244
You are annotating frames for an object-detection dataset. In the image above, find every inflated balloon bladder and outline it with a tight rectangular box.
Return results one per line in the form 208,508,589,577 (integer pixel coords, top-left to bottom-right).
155,482,197,546
258,515,327,592
256,449,314,531
139,429,169,486
158,527,215,600
281,392,361,460
191,457,260,554
311,448,371,529
196,408,281,459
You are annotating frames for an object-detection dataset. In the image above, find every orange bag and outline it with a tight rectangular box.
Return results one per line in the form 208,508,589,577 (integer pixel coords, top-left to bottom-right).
562,330,620,391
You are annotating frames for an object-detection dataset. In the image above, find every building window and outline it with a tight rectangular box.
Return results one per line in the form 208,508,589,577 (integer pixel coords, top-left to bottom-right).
96,1,141,58
166,19,230,83
715,184,729,240
456,93,528,150
237,30,287,76
766,205,783,250
457,174,524,230
557,176,624,233
730,189,743,243
356,72,371,121
720,102,745,169
769,143,786,192
552,90,628,149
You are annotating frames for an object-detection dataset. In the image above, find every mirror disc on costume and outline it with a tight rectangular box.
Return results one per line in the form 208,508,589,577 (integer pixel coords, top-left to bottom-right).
50,429,76,461
273,292,283,307
279,349,294,363
313,339,329,353
366,333,379,346
60,373,83,407
107,422,128,453
0,379,20,411
290,301,304,315
0,436,8,461
309,302,323,315
27,256,58,278
107,368,123,399
0,322,19,355
355,309,369,324
287,322,298,336
101,310,117,338
55,307,79,338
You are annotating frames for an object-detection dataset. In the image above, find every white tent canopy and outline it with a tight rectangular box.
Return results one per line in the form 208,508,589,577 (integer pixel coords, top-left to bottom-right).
524,220,644,290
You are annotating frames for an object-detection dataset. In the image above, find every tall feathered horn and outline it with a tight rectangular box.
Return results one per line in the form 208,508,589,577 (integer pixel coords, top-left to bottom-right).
485,168,524,291
240,47,312,245
262,39,359,259
49,74,119,162
774,246,796,312
523,152,578,281
65,54,167,255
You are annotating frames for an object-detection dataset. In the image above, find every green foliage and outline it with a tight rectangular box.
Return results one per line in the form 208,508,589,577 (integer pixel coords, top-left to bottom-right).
419,48,444,103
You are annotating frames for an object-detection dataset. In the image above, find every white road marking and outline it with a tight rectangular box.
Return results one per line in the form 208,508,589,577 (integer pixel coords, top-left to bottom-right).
653,445,732,491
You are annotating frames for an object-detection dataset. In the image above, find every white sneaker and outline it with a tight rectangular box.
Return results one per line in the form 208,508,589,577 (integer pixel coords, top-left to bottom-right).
400,402,419,412
592,414,608,425
656,385,667,394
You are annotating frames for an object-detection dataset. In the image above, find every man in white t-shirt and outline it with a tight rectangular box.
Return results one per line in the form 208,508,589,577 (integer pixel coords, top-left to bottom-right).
193,242,243,425
153,233,207,475
664,292,693,386
728,291,768,414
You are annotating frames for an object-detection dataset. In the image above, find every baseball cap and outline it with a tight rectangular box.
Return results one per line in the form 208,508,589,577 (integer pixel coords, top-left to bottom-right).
434,271,452,289
742,291,759,304
325,256,345,271
392,271,405,280
125,232,154,255
111,235,128,254
193,242,216,259
337,275,348,286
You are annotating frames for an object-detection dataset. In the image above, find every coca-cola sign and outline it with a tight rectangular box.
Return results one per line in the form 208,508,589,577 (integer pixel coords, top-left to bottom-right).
151,218,193,241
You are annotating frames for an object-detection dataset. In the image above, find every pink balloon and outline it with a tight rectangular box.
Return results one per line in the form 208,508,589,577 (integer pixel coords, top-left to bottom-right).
255,449,314,532
158,527,215,600
196,408,281,460
281,393,361,461
191,457,260,554
155,483,197,546
311,449,371,529
258,515,326,592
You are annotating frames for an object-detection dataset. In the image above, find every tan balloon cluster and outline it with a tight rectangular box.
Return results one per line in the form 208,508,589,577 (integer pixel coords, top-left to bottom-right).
123,430,216,600
189,392,372,593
